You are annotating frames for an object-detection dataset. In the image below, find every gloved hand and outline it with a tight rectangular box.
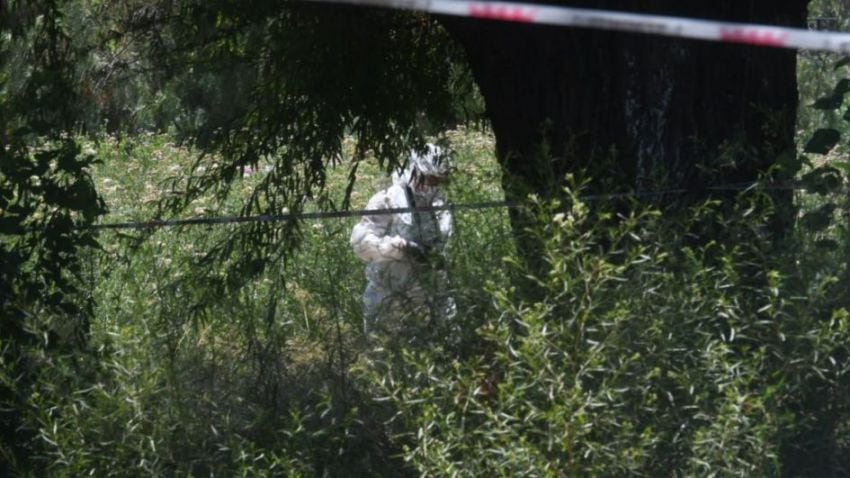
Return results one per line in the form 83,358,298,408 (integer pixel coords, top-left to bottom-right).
404,240,431,263
378,236,408,260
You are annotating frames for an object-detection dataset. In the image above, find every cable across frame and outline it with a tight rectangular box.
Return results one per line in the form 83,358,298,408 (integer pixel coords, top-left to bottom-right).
87,183,837,231
81,2,850,231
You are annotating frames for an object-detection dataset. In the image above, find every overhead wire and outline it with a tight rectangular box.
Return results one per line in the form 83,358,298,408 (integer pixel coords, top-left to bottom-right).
84,182,845,231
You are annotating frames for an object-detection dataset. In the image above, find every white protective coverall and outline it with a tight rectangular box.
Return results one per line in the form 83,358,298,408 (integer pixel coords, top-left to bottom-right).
350,145,455,332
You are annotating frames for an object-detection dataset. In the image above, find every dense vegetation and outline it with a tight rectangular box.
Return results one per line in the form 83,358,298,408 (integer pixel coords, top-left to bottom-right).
2,0,850,476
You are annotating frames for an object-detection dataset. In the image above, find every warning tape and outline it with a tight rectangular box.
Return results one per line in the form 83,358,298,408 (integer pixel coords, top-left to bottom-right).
303,0,850,53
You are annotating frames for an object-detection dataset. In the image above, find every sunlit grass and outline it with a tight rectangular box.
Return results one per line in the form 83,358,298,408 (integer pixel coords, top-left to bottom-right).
56,123,850,475
70,127,511,474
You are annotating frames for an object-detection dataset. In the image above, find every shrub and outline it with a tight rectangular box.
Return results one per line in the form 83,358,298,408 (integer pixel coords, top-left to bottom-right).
374,182,850,477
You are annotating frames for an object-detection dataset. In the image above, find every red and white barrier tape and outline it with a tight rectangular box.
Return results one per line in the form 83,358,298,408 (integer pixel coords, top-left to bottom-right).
304,0,850,53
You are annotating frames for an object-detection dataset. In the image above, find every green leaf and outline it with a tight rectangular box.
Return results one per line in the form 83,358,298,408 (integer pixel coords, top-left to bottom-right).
801,203,837,232
813,94,844,110
833,161,850,175
804,129,841,155
775,149,803,175
815,238,839,251
78,233,102,251
835,79,850,96
801,167,843,195
843,107,850,122
835,56,850,70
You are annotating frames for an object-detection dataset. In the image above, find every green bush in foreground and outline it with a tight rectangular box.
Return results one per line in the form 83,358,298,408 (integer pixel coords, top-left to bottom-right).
7,126,850,476
375,183,850,477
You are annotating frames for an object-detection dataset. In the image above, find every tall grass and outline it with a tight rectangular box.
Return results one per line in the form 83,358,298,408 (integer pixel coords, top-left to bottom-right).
374,183,850,476
11,123,850,476
18,128,510,476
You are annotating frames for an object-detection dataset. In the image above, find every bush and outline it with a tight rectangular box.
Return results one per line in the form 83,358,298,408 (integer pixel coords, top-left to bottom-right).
8,129,850,476
374,182,850,477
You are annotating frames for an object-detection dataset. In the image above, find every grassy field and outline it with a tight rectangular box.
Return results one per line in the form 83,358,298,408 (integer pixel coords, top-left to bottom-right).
24,117,850,476
60,127,511,476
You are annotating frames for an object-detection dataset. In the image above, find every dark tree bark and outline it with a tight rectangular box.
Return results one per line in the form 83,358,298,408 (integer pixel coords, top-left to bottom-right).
444,2,826,472
441,0,808,221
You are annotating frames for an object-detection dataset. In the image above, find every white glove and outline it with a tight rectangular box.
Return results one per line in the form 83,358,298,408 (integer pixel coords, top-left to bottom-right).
378,236,407,260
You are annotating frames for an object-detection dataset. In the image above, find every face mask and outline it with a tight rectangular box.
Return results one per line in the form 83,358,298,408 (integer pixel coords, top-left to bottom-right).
410,173,445,197
413,183,436,197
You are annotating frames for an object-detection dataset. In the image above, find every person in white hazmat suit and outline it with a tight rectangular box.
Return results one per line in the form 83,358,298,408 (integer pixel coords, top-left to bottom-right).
350,144,456,335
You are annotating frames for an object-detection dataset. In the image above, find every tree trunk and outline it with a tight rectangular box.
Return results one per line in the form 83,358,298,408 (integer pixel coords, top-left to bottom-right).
444,2,823,471
441,0,808,225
